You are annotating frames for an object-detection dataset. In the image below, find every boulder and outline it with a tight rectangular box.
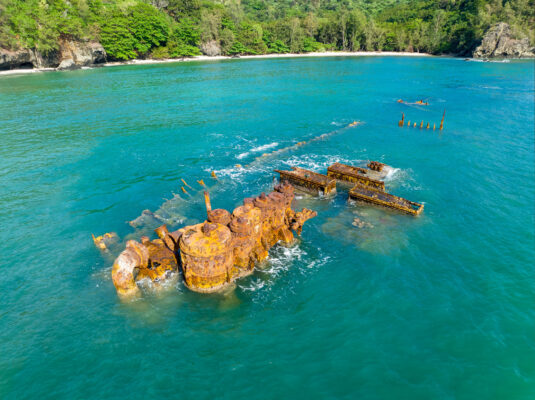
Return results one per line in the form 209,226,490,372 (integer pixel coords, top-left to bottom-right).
57,59,77,70
473,22,535,58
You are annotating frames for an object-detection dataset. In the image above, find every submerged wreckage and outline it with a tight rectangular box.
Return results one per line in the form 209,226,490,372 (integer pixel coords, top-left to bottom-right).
111,182,317,297
276,161,424,216
105,157,423,298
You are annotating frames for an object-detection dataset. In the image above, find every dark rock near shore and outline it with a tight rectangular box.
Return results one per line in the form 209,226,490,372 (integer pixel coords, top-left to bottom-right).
473,22,534,58
0,39,107,71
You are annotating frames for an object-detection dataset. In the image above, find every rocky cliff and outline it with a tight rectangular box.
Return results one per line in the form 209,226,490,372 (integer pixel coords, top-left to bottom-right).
0,39,107,71
473,22,535,58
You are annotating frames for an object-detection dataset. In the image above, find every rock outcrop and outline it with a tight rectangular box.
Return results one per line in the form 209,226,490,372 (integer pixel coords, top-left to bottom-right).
57,38,107,69
200,40,221,57
473,22,535,58
0,39,107,71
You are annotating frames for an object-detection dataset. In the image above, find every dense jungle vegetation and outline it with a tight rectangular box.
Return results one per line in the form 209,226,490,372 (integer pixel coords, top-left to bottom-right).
0,0,533,59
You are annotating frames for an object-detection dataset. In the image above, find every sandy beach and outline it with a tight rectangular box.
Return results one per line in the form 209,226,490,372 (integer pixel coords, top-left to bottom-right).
0,51,432,76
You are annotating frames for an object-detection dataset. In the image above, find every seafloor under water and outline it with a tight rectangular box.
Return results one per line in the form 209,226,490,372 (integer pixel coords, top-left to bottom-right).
0,56,533,399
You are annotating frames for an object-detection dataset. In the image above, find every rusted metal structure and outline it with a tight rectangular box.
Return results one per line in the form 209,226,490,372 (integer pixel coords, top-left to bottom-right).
327,162,386,191
275,167,336,195
349,184,424,216
110,183,317,297
180,222,234,293
111,226,180,297
367,161,385,172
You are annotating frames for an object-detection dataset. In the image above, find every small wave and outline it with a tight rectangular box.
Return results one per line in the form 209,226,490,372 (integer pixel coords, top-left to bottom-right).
263,245,306,276
238,278,266,292
236,142,279,160
136,272,180,293
469,58,510,63
383,166,401,182
282,154,365,172
251,142,279,153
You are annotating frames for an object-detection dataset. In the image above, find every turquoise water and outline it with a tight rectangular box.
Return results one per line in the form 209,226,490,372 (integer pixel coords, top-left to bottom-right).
1,57,534,399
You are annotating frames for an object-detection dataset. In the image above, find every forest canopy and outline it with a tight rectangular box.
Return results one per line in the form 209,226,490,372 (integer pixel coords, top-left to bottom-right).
0,0,533,59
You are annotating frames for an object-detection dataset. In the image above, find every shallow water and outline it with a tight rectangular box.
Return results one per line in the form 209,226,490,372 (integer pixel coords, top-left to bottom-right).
0,57,534,399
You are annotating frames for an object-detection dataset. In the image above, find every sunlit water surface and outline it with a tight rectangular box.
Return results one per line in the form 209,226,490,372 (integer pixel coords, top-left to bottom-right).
0,57,534,399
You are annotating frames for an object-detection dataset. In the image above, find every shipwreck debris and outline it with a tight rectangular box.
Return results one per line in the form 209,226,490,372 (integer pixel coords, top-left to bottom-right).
349,184,424,216
397,109,445,131
111,183,317,297
367,161,385,172
307,161,424,216
275,167,336,195
327,162,385,191
92,232,119,250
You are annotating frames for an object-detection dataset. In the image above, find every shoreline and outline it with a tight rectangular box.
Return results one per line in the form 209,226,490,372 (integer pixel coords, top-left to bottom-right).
1,51,432,76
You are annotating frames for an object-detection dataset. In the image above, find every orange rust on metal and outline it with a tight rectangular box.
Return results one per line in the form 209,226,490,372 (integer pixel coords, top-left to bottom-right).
275,167,336,195
327,162,385,191
111,240,149,297
111,182,317,297
229,208,257,279
197,179,205,187
426,122,430,129
398,112,404,127
407,120,411,127
136,238,179,282
92,232,118,250
155,224,176,251
420,121,423,129
433,123,436,130
211,171,218,179
181,186,188,194
181,178,192,189
179,222,233,293
413,122,417,127
289,208,317,235
243,197,267,262
208,208,231,226
349,184,424,216
440,109,445,130
204,191,212,213
367,161,385,172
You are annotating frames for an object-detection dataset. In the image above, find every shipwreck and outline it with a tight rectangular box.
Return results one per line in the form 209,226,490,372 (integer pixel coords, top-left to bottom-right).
110,182,317,297
275,167,336,196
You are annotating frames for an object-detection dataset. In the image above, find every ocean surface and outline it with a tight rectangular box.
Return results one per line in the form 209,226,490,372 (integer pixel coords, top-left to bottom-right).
0,56,534,399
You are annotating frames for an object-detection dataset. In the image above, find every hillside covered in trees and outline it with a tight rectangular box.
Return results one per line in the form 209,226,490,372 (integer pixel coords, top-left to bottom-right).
0,0,533,61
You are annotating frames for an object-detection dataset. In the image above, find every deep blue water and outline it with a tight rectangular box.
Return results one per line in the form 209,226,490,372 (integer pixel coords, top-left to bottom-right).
0,56,534,399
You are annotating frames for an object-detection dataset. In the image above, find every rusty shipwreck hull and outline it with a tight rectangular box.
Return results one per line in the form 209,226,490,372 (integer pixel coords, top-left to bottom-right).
348,184,423,216
110,182,317,297
275,167,336,195
327,162,386,191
